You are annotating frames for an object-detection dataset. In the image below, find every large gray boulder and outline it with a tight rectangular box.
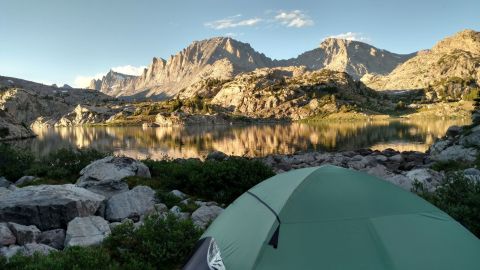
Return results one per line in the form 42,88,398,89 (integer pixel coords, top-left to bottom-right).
8,222,41,245
64,216,111,247
385,174,413,191
15,176,37,186
406,168,444,192
105,186,156,222
191,205,224,229
460,131,480,147
0,177,12,188
76,156,151,197
0,222,16,246
38,229,66,250
429,145,478,163
0,187,11,197
0,184,105,230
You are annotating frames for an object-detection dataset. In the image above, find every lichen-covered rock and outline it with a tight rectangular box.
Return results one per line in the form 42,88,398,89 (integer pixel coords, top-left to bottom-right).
64,216,111,247
0,177,12,188
105,186,155,222
191,205,224,229
38,229,66,250
8,222,41,245
22,243,57,256
0,187,11,197
15,176,37,186
0,222,16,246
170,189,187,199
460,131,480,147
0,184,105,230
77,156,151,197
429,145,478,163
406,168,444,192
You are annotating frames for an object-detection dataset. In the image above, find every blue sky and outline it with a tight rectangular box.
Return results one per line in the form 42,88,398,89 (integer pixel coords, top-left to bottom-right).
0,0,479,87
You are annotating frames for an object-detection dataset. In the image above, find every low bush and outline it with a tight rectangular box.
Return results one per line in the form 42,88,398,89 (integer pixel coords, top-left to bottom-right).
104,214,202,269
0,145,107,185
0,143,34,182
142,157,275,204
0,214,201,270
0,246,118,270
25,148,107,183
413,172,480,237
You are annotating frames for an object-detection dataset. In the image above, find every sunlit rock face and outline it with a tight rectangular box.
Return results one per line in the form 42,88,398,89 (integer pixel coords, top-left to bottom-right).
277,38,415,80
0,76,113,140
362,30,480,92
91,36,415,100
19,118,469,160
92,37,274,99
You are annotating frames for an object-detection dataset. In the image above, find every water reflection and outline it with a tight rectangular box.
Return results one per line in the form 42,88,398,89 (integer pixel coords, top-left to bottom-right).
13,118,471,159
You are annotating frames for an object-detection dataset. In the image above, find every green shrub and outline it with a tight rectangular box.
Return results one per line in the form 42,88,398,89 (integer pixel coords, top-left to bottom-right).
104,214,202,270
26,148,107,182
143,157,275,204
0,246,118,270
413,172,480,237
0,127,9,138
0,143,34,181
1,215,201,269
156,190,183,208
430,160,469,172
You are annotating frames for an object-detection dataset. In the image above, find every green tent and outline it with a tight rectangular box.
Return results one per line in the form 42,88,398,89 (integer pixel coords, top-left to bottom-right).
183,165,480,270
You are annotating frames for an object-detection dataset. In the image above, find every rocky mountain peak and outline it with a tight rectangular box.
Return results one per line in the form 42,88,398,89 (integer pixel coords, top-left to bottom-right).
282,38,414,79
93,36,415,99
432,29,480,54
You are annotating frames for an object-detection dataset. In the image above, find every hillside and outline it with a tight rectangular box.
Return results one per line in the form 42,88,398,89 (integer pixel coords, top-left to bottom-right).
362,30,480,97
0,76,114,137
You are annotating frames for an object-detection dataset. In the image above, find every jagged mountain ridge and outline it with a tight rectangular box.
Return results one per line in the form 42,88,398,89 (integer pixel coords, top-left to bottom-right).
90,37,274,99
91,37,414,100
362,29,480,91
278,38,416,79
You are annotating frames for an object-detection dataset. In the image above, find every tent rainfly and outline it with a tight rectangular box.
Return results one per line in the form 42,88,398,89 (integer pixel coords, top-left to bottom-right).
183,165,480,270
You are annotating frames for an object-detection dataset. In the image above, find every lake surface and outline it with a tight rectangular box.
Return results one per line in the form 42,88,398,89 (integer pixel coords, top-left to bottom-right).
15,118,471,159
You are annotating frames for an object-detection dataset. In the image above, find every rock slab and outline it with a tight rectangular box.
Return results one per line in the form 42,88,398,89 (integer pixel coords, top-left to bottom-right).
105,186,155,222
0,184,105,230
77,156,151,197
65,216,111,247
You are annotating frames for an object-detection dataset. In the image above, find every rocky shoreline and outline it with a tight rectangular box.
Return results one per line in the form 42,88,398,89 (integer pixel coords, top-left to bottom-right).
0,99,478,261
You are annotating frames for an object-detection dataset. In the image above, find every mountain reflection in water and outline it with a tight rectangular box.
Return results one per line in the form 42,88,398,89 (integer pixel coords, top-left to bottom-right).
15,118,471,159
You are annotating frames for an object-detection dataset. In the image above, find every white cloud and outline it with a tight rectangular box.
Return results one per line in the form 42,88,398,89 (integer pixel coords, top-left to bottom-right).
205,15,262,29
73,73,105,88
111,65,146,76
274,10,314,28
324,32,371,42
73,65,146,88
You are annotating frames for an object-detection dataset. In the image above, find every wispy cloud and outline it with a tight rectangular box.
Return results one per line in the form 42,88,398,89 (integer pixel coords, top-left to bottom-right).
73,65,146,88
274,10,314,28
205,15,262,29
324,32,371,42
205,10,314,30
111,65,146,75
